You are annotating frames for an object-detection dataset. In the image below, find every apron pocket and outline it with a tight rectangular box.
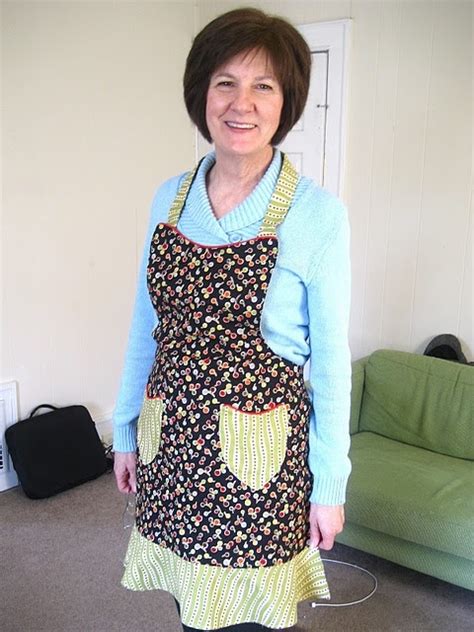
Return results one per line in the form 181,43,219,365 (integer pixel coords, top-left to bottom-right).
137,395,165,465
218,403,289,490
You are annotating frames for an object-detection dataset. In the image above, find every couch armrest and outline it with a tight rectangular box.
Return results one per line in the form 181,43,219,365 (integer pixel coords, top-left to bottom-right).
350,355,370,435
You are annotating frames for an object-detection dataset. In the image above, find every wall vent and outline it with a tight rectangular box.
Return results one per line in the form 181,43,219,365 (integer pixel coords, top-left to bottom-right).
0,381,19,491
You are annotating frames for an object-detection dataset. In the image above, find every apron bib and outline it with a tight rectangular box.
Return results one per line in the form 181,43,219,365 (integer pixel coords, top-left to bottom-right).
121,154,330,629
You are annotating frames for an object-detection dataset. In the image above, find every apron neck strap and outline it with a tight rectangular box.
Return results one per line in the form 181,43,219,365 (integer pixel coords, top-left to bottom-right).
167,159,202,226
167,152,299,233
258,153,299,237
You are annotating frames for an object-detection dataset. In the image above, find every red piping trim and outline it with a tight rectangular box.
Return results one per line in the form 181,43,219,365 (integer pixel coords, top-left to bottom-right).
145,385,164,400
157,223,278,250
220,402,288,415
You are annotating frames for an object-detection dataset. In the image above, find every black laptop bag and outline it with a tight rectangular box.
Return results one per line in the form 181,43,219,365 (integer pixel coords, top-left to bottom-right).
5,404,108,499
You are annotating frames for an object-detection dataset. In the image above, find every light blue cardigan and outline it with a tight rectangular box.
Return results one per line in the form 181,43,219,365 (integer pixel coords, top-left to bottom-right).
113,148,352,506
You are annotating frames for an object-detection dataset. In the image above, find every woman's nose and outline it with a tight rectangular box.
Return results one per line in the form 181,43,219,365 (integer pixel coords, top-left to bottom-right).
230,87,254,113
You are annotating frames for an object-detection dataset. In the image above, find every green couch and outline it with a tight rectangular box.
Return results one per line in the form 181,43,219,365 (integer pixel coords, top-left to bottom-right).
335,349,473,590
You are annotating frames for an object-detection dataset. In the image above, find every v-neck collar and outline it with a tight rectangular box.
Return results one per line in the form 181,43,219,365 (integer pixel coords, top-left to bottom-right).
183,148,283,241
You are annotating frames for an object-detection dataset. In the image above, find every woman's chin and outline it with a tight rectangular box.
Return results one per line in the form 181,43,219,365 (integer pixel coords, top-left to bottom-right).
213,141,272,160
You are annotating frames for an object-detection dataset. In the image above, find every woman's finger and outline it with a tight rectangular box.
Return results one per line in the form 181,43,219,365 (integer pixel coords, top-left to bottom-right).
309,520,321,548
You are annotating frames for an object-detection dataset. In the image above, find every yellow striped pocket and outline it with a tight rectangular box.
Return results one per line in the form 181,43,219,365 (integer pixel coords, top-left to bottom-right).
137,395,165,465
218,403,290,490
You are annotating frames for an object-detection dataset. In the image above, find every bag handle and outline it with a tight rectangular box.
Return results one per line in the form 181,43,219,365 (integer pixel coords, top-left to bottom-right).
29,404,59,418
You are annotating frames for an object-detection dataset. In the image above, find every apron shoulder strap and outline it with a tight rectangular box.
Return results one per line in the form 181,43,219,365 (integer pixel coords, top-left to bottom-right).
167,167,198,226
167,154,207,225
258,153,299,237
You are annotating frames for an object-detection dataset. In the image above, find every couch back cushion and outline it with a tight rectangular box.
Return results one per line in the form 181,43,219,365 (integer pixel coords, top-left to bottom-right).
359,350,474,460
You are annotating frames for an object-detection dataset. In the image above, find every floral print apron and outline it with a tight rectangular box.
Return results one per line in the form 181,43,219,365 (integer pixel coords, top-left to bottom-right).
121,154,330,630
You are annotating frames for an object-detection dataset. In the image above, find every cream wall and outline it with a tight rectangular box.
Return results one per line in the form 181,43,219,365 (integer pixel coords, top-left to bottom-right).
1,1,472,442
1,1,195,432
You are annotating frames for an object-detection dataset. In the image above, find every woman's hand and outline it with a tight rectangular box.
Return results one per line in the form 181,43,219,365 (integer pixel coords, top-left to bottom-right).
114,451,137,494
309,503,345,550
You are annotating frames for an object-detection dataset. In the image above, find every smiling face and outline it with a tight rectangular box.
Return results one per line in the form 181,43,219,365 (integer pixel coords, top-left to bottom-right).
205,48,284,160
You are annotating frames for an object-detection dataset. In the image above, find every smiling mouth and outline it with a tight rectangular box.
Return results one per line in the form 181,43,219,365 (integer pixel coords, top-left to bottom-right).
225,121,257,129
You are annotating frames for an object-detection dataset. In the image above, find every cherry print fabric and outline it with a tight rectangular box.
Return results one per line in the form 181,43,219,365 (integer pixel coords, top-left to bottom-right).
138,227,313,568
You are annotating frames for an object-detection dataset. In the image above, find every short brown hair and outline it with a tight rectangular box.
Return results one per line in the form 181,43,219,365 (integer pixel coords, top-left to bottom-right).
183,8,311,146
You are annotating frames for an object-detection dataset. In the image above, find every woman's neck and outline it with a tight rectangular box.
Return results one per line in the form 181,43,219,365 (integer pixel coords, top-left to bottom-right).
206,146,275,219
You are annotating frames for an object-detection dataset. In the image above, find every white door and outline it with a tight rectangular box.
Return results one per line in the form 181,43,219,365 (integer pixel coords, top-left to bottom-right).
278,51,328,185
196,19,352,198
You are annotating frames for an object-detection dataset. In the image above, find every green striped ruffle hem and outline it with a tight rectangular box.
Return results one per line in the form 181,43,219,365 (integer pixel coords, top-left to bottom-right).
121,525,331,630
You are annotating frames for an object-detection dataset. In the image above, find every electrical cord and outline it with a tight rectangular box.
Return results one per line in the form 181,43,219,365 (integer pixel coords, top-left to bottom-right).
310,558,378,607
102,442,115,473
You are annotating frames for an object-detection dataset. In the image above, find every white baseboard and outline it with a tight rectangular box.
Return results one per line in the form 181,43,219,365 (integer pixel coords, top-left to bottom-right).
94,412,113,447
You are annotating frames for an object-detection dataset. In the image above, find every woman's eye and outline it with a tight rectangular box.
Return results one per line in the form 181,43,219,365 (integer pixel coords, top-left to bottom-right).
217,81,234,87
257,83,273,91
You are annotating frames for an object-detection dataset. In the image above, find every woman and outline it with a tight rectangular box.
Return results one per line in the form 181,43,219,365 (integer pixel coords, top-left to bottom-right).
113,8,352,632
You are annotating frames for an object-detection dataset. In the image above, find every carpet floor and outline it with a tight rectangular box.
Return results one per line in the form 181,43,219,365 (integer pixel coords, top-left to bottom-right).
0,471,472,631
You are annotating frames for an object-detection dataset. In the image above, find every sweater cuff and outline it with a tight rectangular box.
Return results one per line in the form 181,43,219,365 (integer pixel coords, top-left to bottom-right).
310,474,349,505
112,420,138,453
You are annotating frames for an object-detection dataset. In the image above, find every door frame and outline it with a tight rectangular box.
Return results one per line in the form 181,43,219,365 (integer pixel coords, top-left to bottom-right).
297,19,352,198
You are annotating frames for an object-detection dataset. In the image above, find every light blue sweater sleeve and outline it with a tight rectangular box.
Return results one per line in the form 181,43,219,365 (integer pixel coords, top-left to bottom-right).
307,208,352,505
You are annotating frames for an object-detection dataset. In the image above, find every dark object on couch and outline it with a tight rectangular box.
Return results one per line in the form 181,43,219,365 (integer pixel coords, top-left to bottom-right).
423,333,473,365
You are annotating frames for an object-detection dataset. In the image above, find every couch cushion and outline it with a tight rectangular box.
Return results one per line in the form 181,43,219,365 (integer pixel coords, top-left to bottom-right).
346,432,474,561
337,523,474,591
359,349,474,459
